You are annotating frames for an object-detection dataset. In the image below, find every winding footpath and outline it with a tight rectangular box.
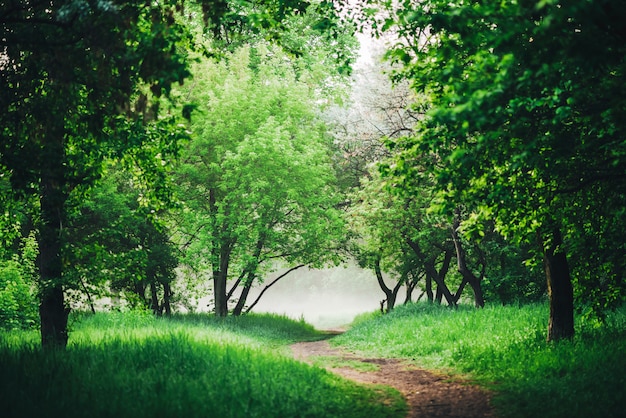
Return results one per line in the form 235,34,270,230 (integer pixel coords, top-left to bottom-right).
290,335,495,418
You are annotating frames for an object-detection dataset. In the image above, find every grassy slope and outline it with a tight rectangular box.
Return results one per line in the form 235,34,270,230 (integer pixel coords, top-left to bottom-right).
0,312,406,418
333,302,626,418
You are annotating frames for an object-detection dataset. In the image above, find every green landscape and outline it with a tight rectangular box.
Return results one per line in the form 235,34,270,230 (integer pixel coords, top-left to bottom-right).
1,0,625,417
1,305,624,417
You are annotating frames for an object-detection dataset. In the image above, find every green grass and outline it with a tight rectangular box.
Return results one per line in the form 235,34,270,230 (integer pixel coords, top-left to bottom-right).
310,356,381,372
69,310,327,353
333,302,626,418
0,311,407,418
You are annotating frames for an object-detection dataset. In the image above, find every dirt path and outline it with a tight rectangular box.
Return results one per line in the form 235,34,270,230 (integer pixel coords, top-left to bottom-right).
291,335,495,418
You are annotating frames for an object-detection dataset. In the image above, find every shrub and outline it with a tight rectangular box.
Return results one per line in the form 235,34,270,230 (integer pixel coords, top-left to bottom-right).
0,260,38,330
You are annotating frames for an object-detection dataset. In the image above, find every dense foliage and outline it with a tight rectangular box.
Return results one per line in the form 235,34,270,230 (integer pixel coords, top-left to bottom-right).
172,43,347,316
355,0,626,339
0,0,195,346
1,0,623,349
65,167,179,314
0,235,38,330
0,0,351,345
1,3,624,417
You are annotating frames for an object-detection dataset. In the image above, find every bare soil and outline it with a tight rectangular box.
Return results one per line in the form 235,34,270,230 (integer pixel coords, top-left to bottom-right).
291,334,495,418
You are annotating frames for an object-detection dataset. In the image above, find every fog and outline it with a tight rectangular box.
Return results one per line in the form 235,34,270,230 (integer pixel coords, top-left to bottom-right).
250,265,388,328
196,264,404,329
83,264,402,329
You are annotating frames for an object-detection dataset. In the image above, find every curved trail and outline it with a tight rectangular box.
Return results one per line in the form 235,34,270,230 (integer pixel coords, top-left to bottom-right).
291,335,495,418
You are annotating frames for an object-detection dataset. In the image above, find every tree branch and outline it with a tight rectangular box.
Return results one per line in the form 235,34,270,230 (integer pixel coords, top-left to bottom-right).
244,264,306,314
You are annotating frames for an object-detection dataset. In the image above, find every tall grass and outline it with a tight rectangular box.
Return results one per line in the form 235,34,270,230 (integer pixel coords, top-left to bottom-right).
334,302,626,418
0,312,406,418
68,310,325,352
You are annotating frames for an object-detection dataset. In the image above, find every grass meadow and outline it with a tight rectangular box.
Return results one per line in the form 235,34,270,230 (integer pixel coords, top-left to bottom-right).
0,312,406,418
333,302,626,418
1,304,624,418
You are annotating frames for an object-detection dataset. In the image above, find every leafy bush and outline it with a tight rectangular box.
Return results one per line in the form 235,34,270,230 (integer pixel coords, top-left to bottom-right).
0,260,38,330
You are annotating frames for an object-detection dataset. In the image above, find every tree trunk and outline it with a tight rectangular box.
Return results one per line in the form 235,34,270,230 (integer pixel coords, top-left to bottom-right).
134,281,147,303
541,226,574,342
373,256,402,313
451,209,485,308
79,276,96,314
407,238,456,306
213,246,231,317
404,284,413,304
39,286,69,348
149,282,160,315
435,283,443,304
162,282,172,316
425,273,434,302
232,277,253,316
38,138,70,348
209,188,231,317
436,249,453,305
404,280,414,304
452,278,468,304
404,271,423,304
232,235,265,316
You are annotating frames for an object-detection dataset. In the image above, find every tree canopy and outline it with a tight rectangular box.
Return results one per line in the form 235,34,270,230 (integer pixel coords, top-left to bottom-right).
2,0,625,348
359,0,626,340
173,44,345,316
0,0,349,346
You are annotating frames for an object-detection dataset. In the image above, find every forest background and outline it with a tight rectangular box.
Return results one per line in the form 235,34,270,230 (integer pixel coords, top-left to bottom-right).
1,0,625,349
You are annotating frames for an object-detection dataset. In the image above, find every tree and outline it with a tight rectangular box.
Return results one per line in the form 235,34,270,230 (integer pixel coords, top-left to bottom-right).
1,0,345,347
360,0,626,340
0,0,194,347
173,44,345,316
334,39,498,310
472,226,544,306
65,165,179,315
325,36,417,190
347,166,458,311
